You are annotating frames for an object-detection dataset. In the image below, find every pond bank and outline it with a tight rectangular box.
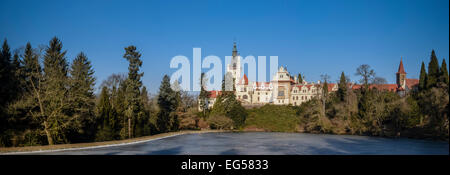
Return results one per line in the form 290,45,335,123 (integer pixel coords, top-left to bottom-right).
0,130,226,154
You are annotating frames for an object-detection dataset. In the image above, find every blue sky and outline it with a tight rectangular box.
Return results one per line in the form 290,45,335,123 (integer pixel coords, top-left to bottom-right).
1,0,448,93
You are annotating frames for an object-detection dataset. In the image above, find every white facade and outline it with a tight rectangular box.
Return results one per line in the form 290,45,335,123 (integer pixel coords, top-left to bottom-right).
200,43,338,110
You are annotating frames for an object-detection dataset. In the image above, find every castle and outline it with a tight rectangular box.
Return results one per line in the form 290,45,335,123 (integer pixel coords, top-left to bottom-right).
200,43,419,110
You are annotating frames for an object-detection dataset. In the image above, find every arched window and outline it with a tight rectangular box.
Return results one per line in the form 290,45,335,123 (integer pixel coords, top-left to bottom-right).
243,95,248,99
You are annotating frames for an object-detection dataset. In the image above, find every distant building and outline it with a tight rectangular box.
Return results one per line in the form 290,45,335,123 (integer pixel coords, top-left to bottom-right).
350,58,419,95
199,43,418,110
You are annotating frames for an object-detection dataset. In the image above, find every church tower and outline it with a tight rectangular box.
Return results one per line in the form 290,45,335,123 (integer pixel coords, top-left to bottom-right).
396,58,407,89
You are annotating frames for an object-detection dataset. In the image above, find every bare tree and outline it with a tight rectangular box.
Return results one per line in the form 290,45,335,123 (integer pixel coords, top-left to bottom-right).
355,64,376,88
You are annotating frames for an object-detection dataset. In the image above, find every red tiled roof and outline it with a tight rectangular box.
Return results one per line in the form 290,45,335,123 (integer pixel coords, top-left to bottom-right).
208,90,222,98
327,83,336,92
238,74,249,85
254,82,270,86
406,78,419,89
294,84,320,90
397,59,406,74
253,82,271,91
351,84,398,92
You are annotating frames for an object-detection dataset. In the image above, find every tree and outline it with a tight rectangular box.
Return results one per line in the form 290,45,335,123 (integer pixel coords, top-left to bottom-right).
419,61,427,91
67,52,96,142
321,74,330,95
157,75,179,133
0,39,14,146
123,45,144,138
355,64,376,120
210,74,247,129
427,50,440,88
198,72,210,114
439,58,448,85
17,42,45,146
11,52,24,97
0,39,14,109
41,37,70,144
99,73,127,139
337,72,347,102
95,86,115,141
136,86,152,137
355,64,375,89
298,73,303,84
320,74,330,118
372,77,387,85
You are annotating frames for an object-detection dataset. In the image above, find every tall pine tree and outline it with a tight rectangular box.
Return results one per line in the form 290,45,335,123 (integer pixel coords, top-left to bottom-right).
298,73,303,84
95,86,115,141
0,39,14,146
0,39,14,109
439,58,448,85
68,52,96,142
123,45,144,138
427,50,440,88
157,75,178,133
42,37,70,144
337,71,347,101
418,61,427,91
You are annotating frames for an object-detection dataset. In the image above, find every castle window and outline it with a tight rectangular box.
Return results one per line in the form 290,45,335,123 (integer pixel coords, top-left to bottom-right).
278,86,285,96
243,95,248,99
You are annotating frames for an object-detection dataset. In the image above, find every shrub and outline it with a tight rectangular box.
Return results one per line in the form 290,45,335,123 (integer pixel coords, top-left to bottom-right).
207,115,234,130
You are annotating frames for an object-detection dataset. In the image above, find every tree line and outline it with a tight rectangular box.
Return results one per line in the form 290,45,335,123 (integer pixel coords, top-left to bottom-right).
0,37,181,147
297,50,448,139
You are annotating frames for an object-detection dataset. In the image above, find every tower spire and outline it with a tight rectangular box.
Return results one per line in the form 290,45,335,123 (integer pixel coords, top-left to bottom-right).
232,41,237,57
396,57,407,89
397,57,406,74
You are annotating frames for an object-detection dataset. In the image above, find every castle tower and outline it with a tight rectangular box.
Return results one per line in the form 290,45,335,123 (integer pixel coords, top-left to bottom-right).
272,66,291,105
227,42,241,84
396,57,407,89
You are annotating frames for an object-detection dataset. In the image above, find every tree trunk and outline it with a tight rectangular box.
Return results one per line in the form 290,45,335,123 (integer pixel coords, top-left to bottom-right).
128,117,131,138
44,121,54,145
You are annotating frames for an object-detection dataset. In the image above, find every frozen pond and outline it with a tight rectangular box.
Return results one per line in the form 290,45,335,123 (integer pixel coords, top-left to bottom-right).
26,132,449,155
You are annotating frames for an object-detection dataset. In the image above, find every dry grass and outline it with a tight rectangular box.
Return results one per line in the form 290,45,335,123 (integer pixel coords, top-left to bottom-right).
0,130,225,154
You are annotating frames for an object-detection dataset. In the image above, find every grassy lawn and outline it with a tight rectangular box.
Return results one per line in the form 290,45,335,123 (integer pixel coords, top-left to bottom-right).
244,105,300,132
